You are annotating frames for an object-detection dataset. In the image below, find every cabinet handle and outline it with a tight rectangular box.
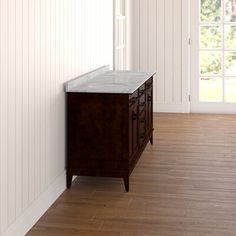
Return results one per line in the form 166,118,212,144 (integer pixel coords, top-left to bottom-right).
140,118,145,123
148,95,152,102
131,97,137,104
140,133,145,139
146,83,152,89
139,90,144,96
132,112,137,120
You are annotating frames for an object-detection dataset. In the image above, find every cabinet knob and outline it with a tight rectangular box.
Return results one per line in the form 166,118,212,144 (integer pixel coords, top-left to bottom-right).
140,133,145,139
140,102,145,107
139,90,144,96
146,83,152,89
132,112,137,120
148,95,152,102
131,97,137,104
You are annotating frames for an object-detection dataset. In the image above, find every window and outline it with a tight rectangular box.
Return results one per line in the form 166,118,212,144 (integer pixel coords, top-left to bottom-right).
199,0,236,102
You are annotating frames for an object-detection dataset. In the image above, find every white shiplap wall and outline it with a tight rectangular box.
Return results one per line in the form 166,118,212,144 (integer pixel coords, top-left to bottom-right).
0,0,113,235
128,0,190,112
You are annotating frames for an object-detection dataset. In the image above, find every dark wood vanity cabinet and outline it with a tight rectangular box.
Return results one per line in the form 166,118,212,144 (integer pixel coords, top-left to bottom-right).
66,76,154,192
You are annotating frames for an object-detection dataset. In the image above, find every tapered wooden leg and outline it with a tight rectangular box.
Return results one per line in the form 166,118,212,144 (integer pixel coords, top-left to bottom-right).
66,172,73,188
123,177,129,192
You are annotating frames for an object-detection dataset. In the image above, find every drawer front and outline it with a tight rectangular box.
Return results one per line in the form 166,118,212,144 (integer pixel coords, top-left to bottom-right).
138,84,145,97
145,77,153,91
139,94,146,114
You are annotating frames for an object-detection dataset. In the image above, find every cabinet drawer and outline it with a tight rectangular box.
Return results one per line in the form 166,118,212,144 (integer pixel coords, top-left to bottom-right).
145,77,153,90
138,84,145,97
129,90,138,107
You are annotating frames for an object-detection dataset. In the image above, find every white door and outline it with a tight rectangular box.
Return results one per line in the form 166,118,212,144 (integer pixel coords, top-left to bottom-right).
191,0,236,113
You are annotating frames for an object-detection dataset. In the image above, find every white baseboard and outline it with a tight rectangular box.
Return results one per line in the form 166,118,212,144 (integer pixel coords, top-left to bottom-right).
2,172,67,236
153,103,186,113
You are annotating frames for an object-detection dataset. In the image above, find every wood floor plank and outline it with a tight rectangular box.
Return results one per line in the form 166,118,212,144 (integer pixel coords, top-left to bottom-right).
27,113,236,236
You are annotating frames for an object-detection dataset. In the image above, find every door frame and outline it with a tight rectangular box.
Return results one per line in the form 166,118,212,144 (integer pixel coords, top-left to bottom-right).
182,0,191,113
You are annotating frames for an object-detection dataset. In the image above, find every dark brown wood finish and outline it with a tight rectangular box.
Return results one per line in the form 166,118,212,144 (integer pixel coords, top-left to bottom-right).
66,77,154,191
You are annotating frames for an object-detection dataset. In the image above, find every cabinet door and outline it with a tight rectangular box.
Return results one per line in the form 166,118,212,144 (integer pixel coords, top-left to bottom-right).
139,111,146,146
129,104,139,157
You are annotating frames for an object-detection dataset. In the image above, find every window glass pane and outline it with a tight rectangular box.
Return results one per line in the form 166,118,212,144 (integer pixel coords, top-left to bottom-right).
225,0,236,22
200,51,222,75
225,25,236,49
225,77,236,102
200,26,222,48
225,51,236,75
199,77,223,101
200,0,221,22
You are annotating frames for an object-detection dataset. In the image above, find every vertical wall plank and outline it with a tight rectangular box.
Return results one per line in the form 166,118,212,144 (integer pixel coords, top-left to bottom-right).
34,0,41,199
139,0,148,70
15,0,23,218
55,0,60,177
148,0,157,102
80,0,85,73
0,0,9,232
164,0,174,103
22,0,29,211
156,0,165,103
58,0,65,173
0,0,1,229
131,0,140,70
67,0,72,80
50,0,56,181
45,0,51,187
8,0,16,225
28,0,35,203
173,0,182,103
40,0,46,193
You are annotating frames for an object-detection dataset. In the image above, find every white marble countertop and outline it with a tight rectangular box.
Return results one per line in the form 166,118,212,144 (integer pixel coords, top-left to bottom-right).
65,66,156,94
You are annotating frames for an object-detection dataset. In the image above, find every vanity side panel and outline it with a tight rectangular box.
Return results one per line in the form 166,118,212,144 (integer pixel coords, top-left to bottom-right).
66,93,129,177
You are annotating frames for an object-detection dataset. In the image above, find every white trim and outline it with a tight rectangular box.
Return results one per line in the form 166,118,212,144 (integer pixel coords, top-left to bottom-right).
154,103,184,113
181,0,191,113
2,172,67,236
190,0,200,112
190,102,236,114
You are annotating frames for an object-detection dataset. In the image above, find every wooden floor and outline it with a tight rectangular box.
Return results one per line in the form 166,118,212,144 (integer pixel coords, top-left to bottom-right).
27,113,236,236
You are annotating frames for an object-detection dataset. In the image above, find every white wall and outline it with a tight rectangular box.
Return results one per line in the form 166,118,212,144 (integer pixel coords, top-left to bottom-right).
128,0,190,112
0,0,113,235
